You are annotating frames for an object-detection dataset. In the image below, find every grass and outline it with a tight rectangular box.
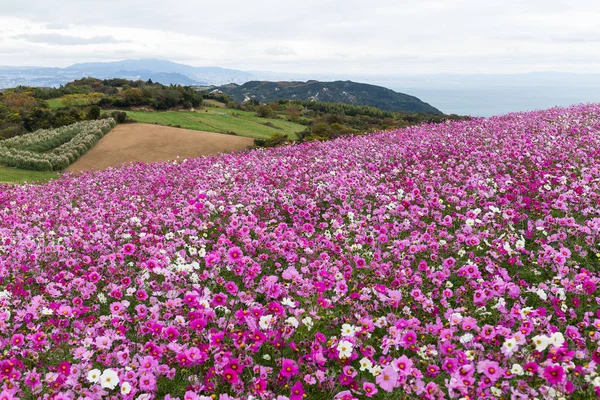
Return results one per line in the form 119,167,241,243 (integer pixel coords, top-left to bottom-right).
126,107,306,140
202,99,227,108
46,98,66,109
0,166,57,184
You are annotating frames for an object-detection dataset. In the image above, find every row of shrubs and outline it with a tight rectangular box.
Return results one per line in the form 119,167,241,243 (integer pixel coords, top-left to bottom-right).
0,118,116,171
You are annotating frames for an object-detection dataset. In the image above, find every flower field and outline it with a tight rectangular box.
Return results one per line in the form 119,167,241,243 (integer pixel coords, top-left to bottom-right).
0,119,116,171
1,104,600,399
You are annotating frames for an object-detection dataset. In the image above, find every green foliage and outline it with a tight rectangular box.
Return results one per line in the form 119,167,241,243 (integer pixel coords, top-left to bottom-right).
273,100,469,142
42,77,205,110
111,111,128,124
0,119,116,171
253,133,289,147
1,79,203,139
215,80,443,113
256,105,275,118
0,89,108,139
88,105,101,120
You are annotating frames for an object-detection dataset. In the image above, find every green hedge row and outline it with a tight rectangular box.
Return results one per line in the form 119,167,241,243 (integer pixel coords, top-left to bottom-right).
0,118,116,171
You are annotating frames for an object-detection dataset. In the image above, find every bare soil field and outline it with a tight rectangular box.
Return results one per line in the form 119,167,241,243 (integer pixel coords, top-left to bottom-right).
66,123,253,172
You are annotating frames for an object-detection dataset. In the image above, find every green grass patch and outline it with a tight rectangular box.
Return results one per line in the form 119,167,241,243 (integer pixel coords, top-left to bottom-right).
202,99,227,108
0,166,57,184
126,108,305,140
46,98,66,109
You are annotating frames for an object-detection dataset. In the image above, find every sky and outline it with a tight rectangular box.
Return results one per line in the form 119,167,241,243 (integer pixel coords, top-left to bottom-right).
1,0,599,75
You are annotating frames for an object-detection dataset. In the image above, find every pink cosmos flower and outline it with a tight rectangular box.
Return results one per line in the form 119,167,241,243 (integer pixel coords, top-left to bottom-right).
123,243,135,255
290,381,305,400
281,359,299,378
222,368,239,384
544,364,565,385
377,365,398,392
139,373,157,391
393,355,413,376
10,334,24,347
477,360,504,382
363,381,378,397
163,326,180,342
227,246,243,263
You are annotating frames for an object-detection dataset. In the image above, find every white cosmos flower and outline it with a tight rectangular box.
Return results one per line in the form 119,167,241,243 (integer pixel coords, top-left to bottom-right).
302,317,314,330
460,333,474,344
100,369,119,390
281,297,296,307
551,332,565,348
259,315,274,330
285,317,299,328
368,364,382,376
359,357,373,371
337,340,354,358
87,368,101,383
341,324,357,337
532,335,550,351
503,338,518,353
511,364,524,375
121,381,132,394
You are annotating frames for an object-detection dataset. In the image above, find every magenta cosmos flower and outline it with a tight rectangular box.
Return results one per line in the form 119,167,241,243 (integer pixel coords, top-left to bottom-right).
227,246,243,262
280,358,299,378
544,364,565,385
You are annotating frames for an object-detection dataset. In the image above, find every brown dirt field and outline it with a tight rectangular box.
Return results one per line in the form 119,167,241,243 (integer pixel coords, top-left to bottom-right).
66,123,253,172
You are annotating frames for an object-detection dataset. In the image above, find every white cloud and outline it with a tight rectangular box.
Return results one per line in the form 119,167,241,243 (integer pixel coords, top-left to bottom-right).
16,33,125,45
264,46,296,56
0,0,599,74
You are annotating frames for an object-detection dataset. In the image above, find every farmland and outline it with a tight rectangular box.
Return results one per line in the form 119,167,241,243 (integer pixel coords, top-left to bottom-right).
66,123,253,172
125,107,305,140
1,104,599,399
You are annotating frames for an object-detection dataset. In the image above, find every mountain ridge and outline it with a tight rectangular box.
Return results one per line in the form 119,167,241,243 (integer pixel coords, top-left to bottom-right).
215,80,442,114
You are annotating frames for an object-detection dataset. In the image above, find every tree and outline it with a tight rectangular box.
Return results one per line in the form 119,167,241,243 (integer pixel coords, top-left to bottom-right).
88,105,101,119
286,106,301,121
123,88,144,106
256,105,274,118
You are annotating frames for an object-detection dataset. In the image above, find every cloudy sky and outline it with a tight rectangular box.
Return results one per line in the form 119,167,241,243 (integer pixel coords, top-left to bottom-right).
0,0,598,74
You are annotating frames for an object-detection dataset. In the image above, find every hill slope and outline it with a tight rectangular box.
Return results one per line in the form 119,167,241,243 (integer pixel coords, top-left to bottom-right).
0,105,599,398
217,80,442,113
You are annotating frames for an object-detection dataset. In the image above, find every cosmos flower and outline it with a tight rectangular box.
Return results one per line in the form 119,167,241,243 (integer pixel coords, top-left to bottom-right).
100,369,119,390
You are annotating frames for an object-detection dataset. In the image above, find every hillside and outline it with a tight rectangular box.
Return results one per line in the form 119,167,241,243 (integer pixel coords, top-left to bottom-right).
1,104,599,399
216,80,443,113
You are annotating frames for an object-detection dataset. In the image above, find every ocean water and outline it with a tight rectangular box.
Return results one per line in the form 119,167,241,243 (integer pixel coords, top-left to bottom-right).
355,73,600,117
400,86,600,117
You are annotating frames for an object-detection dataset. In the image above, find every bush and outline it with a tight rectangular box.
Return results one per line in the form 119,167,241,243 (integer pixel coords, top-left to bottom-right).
88,105,101,120
254,133,289,147
111,111,128,124
0,118,116,171
256,105,274,118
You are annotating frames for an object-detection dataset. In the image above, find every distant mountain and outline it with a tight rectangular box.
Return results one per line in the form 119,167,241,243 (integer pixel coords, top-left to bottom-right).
0,59,255,88
216,80,442,114
65,59,255,85
110,71,201,86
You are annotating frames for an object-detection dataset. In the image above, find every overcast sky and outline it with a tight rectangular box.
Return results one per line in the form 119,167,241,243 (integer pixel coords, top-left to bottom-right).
0,0,599,74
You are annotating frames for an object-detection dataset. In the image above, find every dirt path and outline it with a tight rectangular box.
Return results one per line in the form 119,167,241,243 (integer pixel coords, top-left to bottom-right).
66,123,253,172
